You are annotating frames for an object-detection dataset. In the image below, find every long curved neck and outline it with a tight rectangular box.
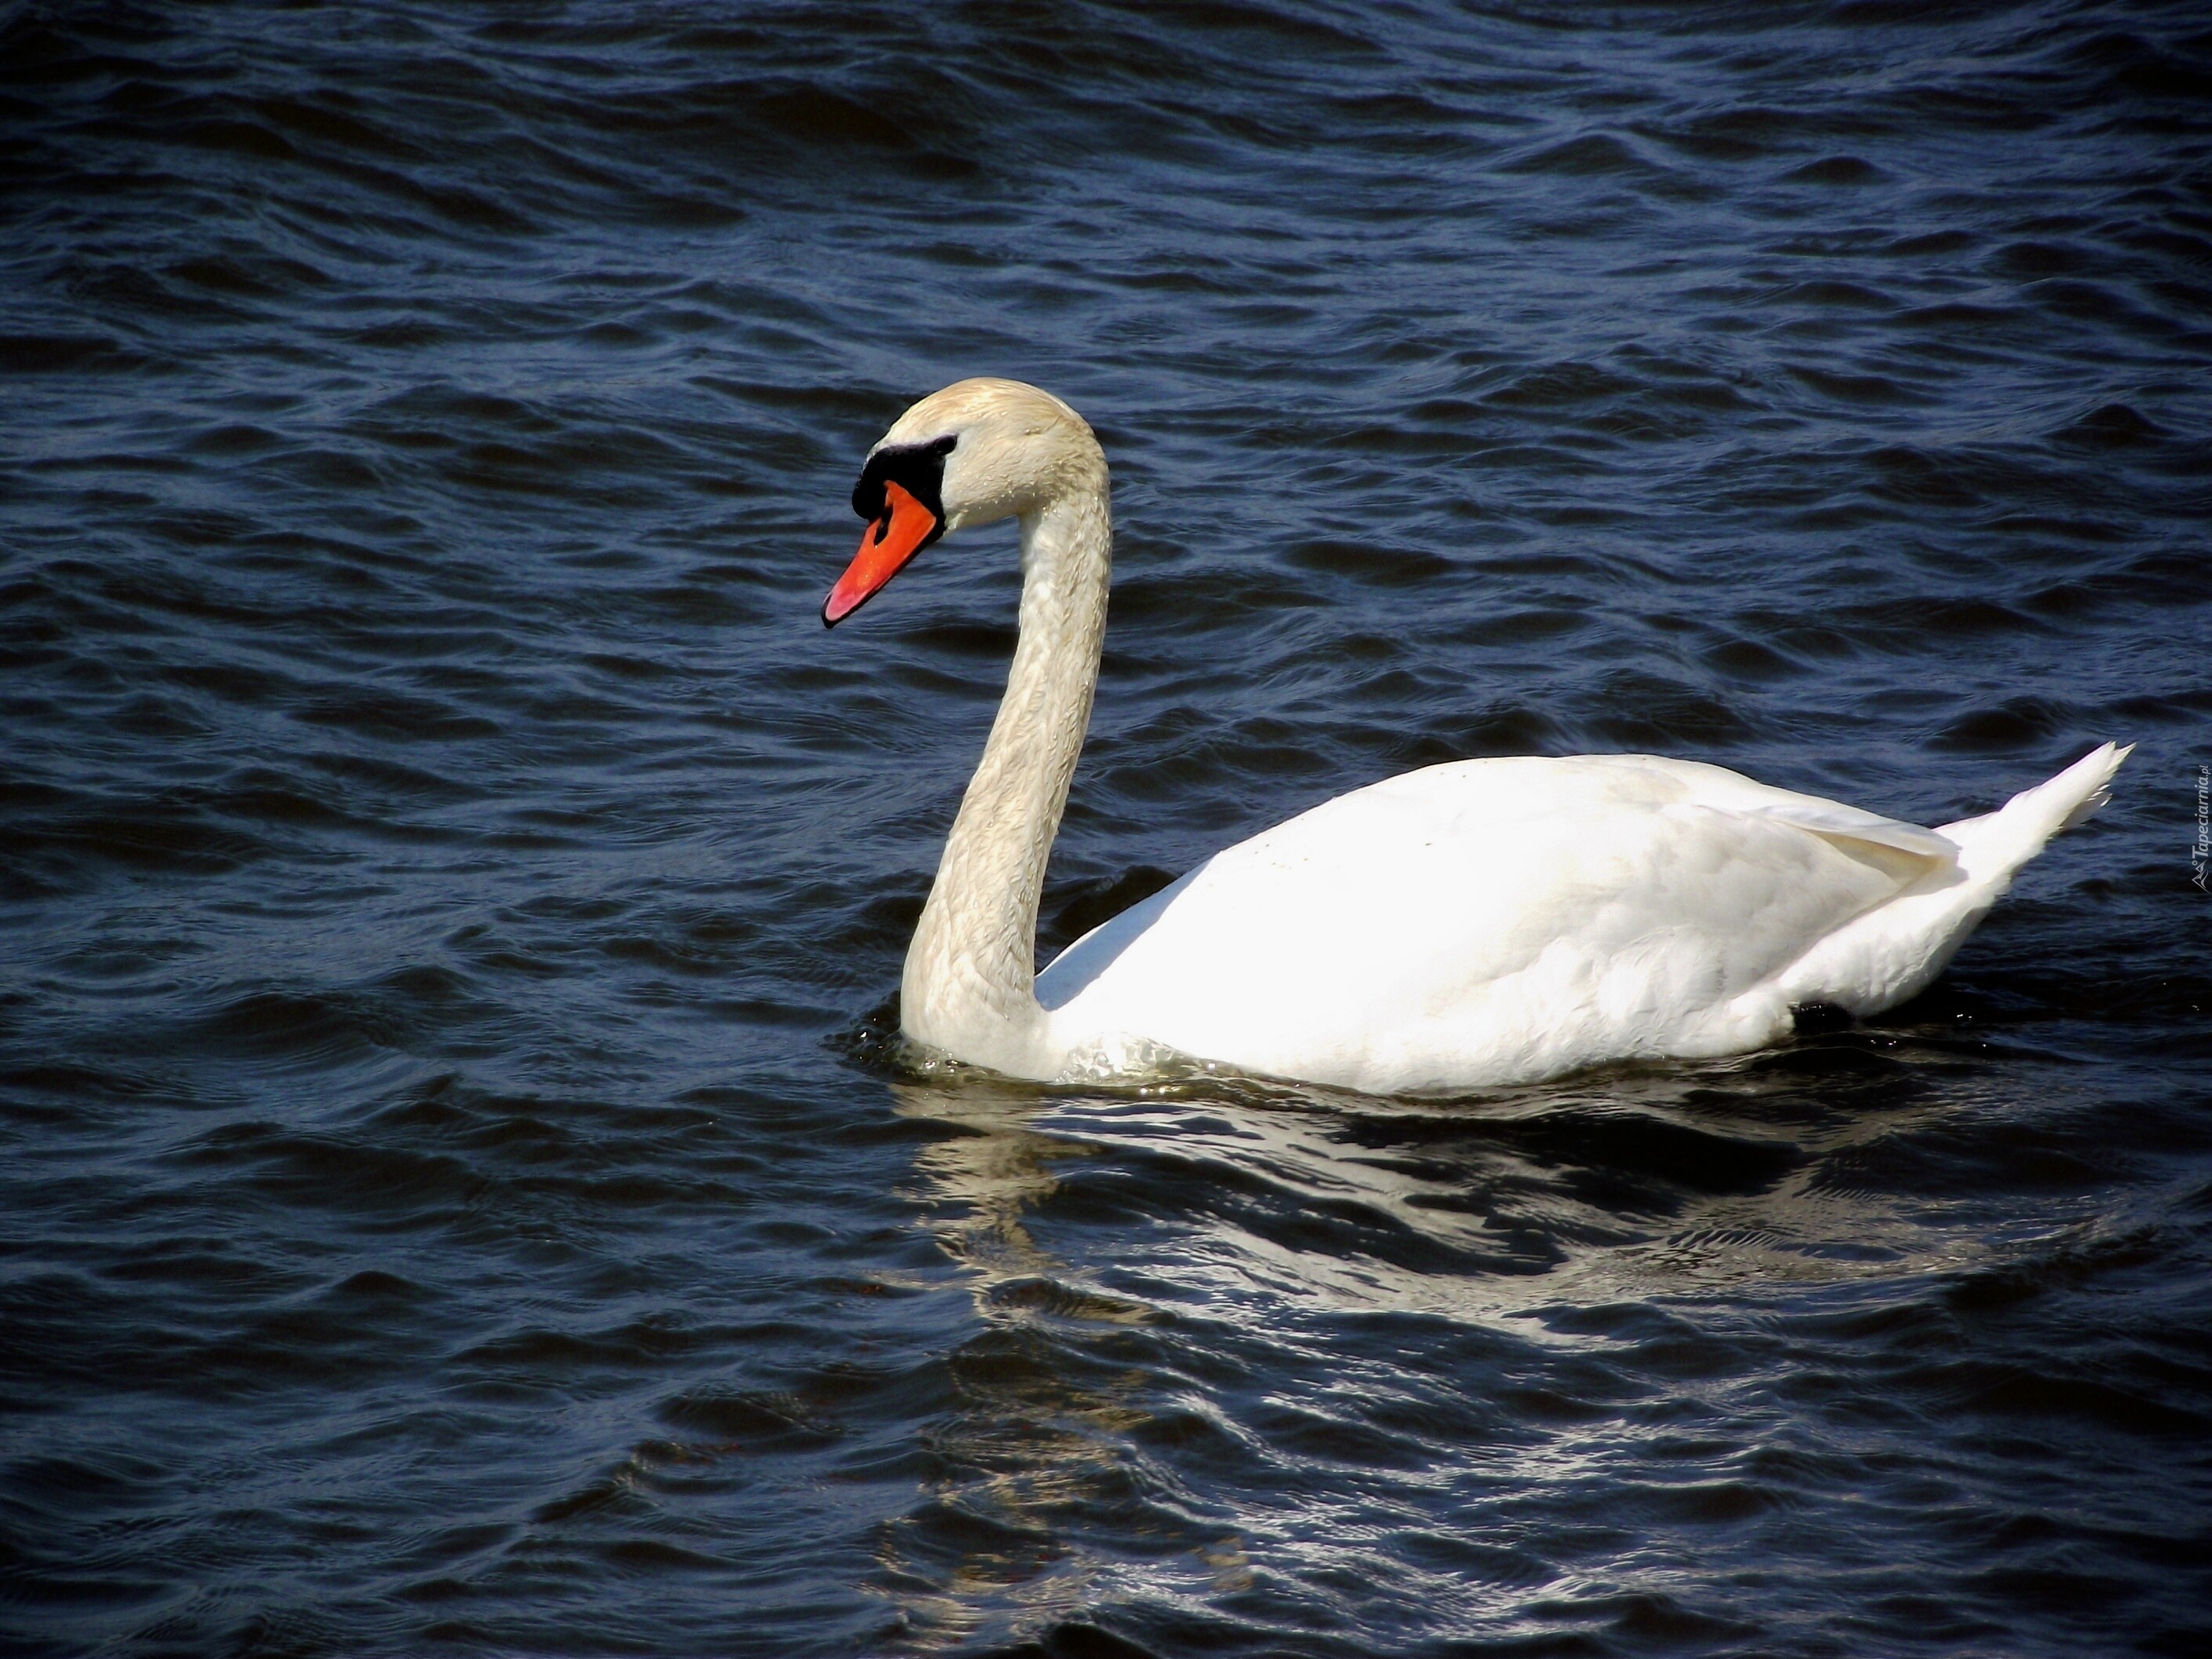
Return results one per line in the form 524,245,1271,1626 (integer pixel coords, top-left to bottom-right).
902,482,1109,1075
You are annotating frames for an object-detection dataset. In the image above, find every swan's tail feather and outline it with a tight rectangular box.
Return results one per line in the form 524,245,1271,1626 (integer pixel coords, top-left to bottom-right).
1775,742,2130,1017
2058,755,2126,830
1937,741,2131,888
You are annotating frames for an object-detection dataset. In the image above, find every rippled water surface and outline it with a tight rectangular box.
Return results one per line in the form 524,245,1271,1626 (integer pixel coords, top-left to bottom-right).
5,2,2211,1654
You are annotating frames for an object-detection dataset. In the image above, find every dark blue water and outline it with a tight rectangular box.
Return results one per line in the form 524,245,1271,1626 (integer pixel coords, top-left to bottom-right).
5,2,2210,1654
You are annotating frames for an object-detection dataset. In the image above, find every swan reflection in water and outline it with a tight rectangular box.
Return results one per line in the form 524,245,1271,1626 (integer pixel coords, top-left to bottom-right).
864,1042,2003,1648
866,1074,1197,1651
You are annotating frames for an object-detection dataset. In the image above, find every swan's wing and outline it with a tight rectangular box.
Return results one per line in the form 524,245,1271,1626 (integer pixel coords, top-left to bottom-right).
1035,864,1204,1012
1745,800,1953,855
1577,753,1957,866
1038,755,1957,1093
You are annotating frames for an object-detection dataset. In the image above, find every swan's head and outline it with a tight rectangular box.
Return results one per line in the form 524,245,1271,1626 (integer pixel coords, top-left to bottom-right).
823,377,1101,626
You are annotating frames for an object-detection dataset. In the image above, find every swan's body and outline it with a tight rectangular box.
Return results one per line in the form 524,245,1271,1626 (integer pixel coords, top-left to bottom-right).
826,379,2127,1095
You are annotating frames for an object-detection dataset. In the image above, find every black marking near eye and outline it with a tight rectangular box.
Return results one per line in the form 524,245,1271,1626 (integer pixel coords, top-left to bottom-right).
851,431,957,548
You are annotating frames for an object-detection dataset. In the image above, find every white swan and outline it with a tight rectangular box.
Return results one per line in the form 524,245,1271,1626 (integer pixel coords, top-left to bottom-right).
824,378,2129,1096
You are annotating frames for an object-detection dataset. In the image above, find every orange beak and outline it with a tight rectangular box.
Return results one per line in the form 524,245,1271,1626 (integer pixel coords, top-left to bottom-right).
824,480,939,627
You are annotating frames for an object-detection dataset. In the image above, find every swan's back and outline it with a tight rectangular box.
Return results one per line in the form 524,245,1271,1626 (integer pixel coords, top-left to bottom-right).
1038,754,1957,1093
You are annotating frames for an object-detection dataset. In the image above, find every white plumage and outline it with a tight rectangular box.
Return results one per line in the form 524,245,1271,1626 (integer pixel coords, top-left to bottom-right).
826,379,2129,1095
1038,746,2126,1094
